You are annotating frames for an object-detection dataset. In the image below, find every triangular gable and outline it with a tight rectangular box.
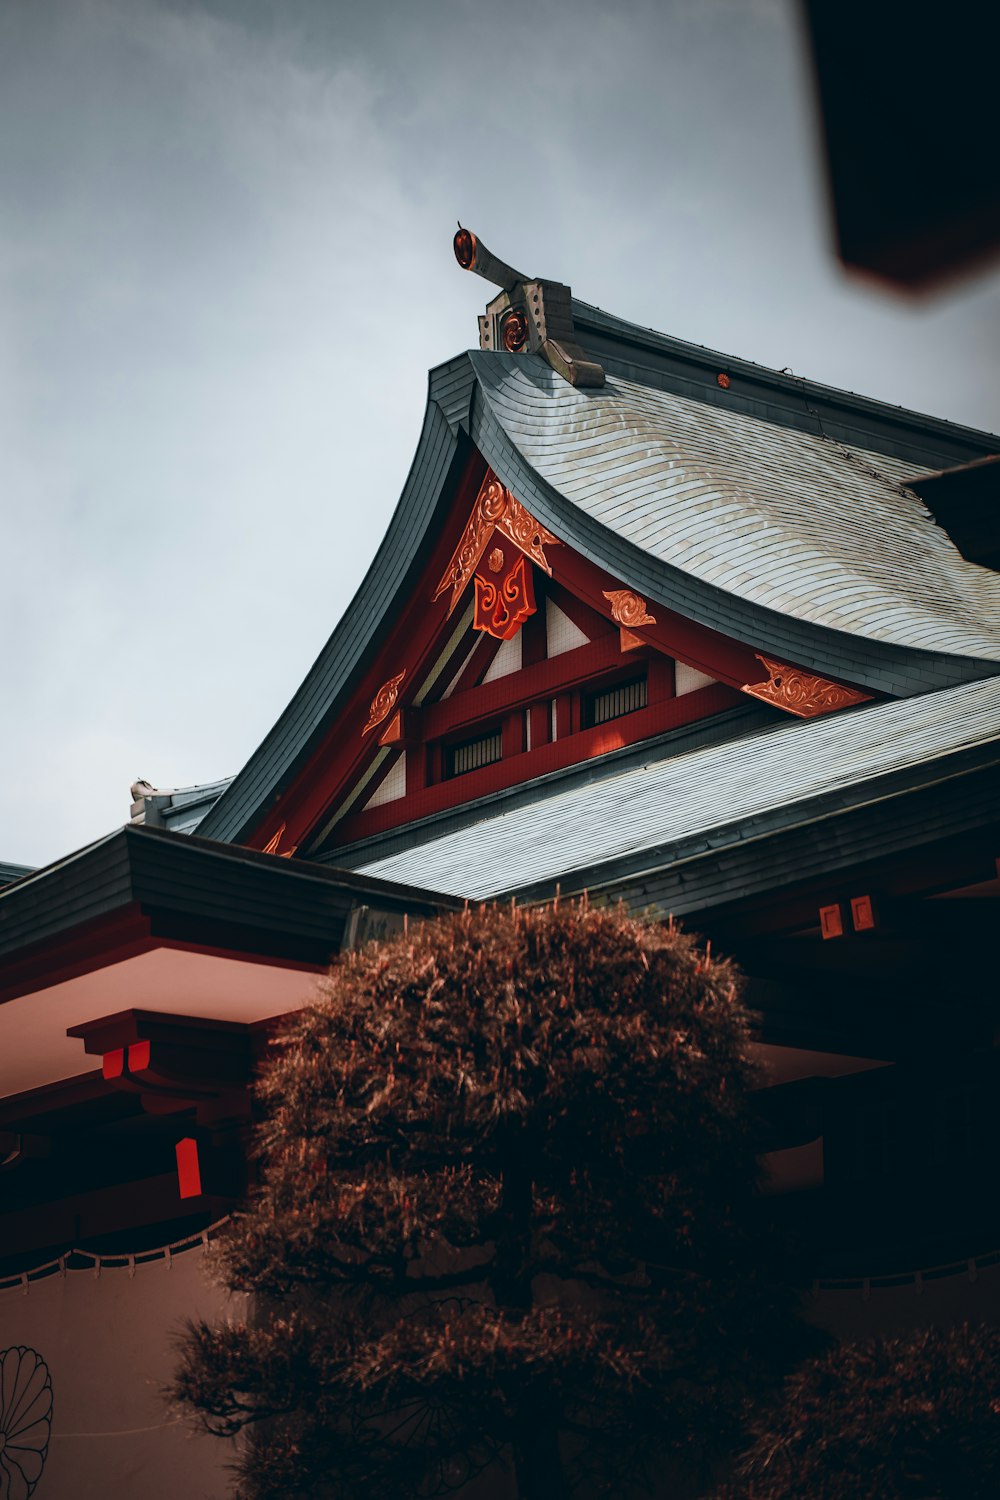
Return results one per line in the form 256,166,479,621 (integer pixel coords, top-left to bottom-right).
240,461,877,859
198,319,998,853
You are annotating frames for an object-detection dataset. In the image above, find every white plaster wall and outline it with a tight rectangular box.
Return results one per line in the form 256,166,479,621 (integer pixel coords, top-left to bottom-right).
807,1253,1000,1342
0,1244,243,1500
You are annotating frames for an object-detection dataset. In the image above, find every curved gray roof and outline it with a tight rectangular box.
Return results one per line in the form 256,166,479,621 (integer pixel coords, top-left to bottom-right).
471,354,1000,662
199,311,1000,848
350,675,1000,901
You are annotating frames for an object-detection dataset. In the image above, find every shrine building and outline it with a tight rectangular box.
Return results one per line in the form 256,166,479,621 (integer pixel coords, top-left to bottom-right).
2,231,1000,1498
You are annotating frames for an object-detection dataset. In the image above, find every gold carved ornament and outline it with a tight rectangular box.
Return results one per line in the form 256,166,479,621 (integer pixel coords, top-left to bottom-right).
362,670,407,735
603,589,655,651
740,655,871,718
474,553,536,641
261,823,298,858
432,473,558,617
603,589,656,629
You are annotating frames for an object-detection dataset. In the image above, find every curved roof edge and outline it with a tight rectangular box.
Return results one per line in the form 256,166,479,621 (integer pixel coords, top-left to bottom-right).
467,357,999,696
199,337,1000,850
572,300,1000,471
198,357,476,846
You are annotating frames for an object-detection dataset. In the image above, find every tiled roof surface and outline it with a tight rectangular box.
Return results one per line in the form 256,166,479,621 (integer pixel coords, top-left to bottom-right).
472,354,1000,662
198,312,1000,848
351,677,1000,900
160,777,234,834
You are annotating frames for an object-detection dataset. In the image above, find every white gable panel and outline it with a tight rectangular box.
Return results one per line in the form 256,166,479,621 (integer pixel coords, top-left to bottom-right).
483,632,521,682
546,598,589,657
364,752,406,808
676,662,715,695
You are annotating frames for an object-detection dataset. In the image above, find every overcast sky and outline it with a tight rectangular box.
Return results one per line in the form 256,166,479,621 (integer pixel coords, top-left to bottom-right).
2,0,998,869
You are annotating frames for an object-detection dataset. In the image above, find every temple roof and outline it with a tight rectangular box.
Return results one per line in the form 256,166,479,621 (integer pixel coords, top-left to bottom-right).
197,297,1000,850
130,776,235,834
345,674,1000,907
471,353,1000,661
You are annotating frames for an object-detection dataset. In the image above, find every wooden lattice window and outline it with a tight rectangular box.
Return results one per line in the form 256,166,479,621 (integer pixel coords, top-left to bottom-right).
585,675,647,728
447,728,503,778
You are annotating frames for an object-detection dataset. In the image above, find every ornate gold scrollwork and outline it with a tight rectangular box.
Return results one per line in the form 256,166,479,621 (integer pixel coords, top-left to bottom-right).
741,655,871,718
602,589,656,629
362,670,407,735
433,473,558,617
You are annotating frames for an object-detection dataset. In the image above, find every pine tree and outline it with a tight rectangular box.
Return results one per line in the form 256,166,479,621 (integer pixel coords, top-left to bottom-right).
721,1323,1000,1499
172,900,793,1498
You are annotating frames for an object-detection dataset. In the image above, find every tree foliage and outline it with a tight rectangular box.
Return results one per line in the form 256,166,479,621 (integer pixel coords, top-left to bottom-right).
722,1323,1000,1499
172,900,795,1498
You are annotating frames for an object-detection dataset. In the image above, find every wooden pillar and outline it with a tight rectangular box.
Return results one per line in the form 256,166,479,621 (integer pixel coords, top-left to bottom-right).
647,653,675,704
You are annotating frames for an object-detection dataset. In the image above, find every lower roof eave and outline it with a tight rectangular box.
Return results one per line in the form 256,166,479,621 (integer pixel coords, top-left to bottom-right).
0,821,459,1005
499,748,1000,918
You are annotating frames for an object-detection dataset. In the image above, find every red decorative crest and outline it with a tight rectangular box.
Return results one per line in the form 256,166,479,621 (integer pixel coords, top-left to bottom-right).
433,473,558,617
363,670,407,735
473,553,536,640
603,589,656,630
741,655,871,718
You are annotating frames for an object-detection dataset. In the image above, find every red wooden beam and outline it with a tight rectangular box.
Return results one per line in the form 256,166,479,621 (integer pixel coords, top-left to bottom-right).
546,578,614,640
0,904,154,1006
421,636,629,741
551,547,760,686
337,682,739,844
451,631,502,696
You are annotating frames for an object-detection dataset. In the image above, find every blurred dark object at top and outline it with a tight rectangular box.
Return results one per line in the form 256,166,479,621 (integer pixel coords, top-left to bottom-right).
802,2,1000,293
910,456,1000,571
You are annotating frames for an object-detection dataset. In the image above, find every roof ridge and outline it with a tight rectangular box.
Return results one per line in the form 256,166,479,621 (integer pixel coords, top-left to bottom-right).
571,298,1000,454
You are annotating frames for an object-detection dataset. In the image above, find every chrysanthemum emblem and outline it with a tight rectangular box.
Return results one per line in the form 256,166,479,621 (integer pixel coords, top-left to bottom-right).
0,1346,52,1499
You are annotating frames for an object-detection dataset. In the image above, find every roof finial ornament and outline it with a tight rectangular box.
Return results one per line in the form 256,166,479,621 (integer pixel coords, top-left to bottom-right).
454,225,525,293
453,226,604,390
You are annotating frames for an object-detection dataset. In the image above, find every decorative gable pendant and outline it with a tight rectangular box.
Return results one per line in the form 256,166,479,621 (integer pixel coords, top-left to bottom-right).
473,551,536,640
434,471,558,643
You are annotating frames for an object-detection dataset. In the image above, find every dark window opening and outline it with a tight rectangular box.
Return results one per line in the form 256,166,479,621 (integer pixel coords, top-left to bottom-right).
585,675,647,728
447,728,503,778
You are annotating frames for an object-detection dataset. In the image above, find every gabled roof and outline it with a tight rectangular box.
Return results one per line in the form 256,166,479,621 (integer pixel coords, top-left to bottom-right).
198,304,1000,850
345,675,1000,908
470,353,1000,661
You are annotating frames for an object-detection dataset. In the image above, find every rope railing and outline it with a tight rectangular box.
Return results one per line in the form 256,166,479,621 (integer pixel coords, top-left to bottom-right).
811,1247,1000,1300
0,1216,230,1295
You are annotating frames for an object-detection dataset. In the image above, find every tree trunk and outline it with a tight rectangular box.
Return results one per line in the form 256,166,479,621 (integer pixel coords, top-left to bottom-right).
512,1409,572,1500
493,1145,533,1309
493,1132,572,1499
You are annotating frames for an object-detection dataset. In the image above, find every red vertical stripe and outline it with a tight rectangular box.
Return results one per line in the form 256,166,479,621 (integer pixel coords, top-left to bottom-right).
176,1137,203,1199
128,1040,151,1072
